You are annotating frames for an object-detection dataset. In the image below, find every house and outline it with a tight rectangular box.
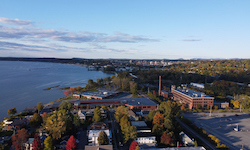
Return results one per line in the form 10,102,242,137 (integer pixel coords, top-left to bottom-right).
24,138,34,150
7,118,28,130
131,121,157,148
179,131,194,146
88,122,112,146
23,106,37,114
78,110,86,120
128,110,139,121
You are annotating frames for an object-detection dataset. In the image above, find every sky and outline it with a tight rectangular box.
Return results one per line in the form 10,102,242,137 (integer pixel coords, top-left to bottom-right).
0,0,250,59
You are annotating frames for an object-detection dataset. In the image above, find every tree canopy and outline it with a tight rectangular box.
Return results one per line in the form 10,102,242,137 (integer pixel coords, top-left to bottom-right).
98,131,109,145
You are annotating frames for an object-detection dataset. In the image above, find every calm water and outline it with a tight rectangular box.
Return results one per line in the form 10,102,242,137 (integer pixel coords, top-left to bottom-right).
0,61,112,120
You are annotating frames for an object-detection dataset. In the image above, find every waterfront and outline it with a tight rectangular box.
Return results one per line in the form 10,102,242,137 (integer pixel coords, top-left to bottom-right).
0,61,113,120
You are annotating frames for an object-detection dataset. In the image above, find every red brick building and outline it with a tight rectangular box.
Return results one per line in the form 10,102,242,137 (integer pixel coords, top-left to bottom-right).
171,85,214,109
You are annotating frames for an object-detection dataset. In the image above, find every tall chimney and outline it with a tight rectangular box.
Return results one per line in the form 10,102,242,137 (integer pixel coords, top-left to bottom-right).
159,76,161,96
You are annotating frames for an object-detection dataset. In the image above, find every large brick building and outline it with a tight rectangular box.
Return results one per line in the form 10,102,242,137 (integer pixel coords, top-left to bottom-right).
171,85,214,109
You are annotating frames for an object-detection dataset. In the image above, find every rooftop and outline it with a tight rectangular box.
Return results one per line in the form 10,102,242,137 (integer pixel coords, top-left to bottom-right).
89,122,109,130
80,90,120,98
122,98,158,106
174,88,213,98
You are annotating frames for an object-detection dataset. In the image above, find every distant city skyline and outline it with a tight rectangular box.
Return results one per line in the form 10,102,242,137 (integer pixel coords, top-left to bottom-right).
0,0,250,59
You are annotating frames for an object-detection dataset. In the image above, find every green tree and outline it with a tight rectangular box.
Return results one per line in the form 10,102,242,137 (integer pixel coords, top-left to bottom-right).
7,108,17,116
194,140,198,147
37,102,44,114
196,104,202,110
98,131,109,145
29,113,43,128
164,118,173,130
45,110,67,139
44,136,53,150
152,124,164,136
93,107,101,122
59,101,73,112
73,115,81,127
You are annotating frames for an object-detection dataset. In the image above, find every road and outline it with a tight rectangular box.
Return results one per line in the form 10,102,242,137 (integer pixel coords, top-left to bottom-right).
175,117,217,150
109,111,119,150
77,128,87,150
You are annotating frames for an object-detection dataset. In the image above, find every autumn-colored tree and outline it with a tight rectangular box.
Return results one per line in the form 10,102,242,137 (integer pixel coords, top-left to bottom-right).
97,131,109,145
153,112,164,126
180,104,185,110
29,113,43,128
164,118,173,130
44,136,53,150
115,106,128,123
42,112,47,117
129,141,138,150
7,107,17,116
45,110,67,139
32,134,41,150
12,128,29,150
66,135,77,150
231,100,240,108
37,102,44,114
160,133,173,145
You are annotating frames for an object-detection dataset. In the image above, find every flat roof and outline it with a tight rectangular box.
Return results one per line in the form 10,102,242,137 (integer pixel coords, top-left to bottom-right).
131,121,148,127
174,88,213,98
80,90,119,98
122,98,158,107
145,147,206,150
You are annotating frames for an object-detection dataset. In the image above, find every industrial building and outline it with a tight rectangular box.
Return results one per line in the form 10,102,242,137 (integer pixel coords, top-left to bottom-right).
171,85,214,109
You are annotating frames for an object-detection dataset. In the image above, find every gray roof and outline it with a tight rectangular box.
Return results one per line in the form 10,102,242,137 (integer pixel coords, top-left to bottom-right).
122,98,158,106
80,90,120,98
175,88,213,98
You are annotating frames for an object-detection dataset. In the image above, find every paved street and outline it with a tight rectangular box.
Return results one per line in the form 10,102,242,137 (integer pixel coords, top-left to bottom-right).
183,112,250,150
77,128,88,150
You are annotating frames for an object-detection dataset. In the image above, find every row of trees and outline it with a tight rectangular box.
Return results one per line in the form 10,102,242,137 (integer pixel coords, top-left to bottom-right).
115,106,137,143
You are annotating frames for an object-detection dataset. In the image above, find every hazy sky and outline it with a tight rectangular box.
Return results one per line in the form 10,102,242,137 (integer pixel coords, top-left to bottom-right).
0,0,250,59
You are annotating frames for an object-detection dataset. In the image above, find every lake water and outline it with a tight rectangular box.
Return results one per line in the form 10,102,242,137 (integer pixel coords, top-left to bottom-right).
0,61,113,120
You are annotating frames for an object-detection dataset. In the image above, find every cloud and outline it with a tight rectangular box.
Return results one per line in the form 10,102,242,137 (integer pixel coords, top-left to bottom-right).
182,39,201,42
90,43,126,52
0,17,33,26
0,41,88,52
0,23,158,43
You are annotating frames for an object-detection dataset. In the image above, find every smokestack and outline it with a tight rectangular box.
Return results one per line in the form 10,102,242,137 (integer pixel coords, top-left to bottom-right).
159,76,161,96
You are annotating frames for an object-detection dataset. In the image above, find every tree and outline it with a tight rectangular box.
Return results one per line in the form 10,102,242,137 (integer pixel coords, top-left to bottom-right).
7,108,17,116
194,140,198,147
97,131,109,145
45,110,67,139
59,101,73,112
44,136,53,150
115,106,128,123
37,102,44,114
32,134,41,150
196,104,202,110
160,133,173,145
130,81,138,96
66,135,77,150
12,128,29,150
164,118,173,130
180,104,185,110
152,124,164,136
73,115,80,127
29,113,43,128
93,107,101,122
153,112,164,126
129,141,138,150
231,100,240,109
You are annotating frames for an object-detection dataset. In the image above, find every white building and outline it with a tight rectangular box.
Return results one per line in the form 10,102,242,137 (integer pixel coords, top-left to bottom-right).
190,83,205,89
88,122,112,146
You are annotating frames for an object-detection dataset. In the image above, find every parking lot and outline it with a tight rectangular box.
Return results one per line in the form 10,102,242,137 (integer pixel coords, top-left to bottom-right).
183,112,250,150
